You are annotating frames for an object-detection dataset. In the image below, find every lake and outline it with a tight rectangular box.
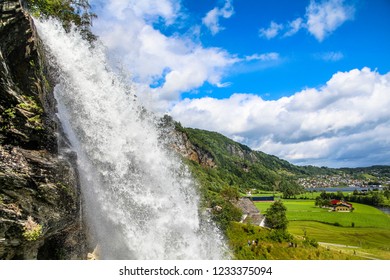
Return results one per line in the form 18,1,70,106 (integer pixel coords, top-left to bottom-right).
377,207,390,215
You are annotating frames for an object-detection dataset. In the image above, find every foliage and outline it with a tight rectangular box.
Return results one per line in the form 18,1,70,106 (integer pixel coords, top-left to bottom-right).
302,228,319,248
384,188,390,200
226,222,358,260
265,200,288,230
256,200,390,229
170,123,390,259
17,95,43,114
346,191,386,207
4,108,16,119
22,216,43,241
279,178,304,198
315,196,331,208
208,192,242,231
220,186,240,201
289,221,390,259
26,0,97,41
180,127,304,193
256,199,390,259
268,229,293,242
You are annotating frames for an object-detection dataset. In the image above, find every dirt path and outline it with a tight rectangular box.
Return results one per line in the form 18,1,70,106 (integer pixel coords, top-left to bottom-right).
318,242,359,248
318,242,379,260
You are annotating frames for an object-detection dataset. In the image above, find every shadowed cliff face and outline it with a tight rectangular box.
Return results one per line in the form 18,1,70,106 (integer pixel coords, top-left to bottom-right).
0,0,85,259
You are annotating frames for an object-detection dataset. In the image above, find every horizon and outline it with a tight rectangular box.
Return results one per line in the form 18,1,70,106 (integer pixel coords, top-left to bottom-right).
89,0,390,168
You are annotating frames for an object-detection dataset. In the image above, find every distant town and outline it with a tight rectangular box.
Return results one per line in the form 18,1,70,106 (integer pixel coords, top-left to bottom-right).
298,174,390,189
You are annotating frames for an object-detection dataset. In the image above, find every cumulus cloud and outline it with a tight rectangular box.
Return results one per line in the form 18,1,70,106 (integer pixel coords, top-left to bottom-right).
259,0,355,41
170,68,390,167
91,0,238,111
202,0,234,35
306,0,355,41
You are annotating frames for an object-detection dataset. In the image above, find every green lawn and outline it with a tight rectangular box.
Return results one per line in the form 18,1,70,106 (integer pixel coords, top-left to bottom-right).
288,221,390,259
254,199,390,259
255,200,390,228
288,221,390,249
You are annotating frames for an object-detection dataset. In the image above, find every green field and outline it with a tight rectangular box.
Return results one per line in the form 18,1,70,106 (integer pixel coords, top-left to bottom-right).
254,199,390,259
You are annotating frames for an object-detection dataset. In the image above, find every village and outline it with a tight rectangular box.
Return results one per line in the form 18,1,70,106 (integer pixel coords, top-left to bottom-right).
297,174,387,189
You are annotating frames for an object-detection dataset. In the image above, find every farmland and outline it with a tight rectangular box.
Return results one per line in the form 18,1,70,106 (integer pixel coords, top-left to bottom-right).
254,199,390,259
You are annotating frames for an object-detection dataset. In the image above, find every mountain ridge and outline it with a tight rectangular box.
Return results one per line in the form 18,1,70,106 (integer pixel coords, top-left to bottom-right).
167,117,390,194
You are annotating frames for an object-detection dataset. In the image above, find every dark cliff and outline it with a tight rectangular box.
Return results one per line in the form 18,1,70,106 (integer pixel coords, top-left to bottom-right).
0,0,85,259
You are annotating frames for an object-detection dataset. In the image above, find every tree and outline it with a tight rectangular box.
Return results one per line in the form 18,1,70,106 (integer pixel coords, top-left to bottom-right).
220,186,240,202
384,188,390,200
315,196,329,208
265,200,288,231
26,0,97,42
279,179,304,199
371,192,384,206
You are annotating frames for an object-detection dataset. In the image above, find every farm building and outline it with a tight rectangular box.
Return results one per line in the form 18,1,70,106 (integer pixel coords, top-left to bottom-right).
235,197,264,225
249,196,274,202
330,199,353,212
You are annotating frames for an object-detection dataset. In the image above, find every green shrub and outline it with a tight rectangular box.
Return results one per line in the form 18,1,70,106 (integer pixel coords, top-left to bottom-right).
22,216,42,241
268,229,293,242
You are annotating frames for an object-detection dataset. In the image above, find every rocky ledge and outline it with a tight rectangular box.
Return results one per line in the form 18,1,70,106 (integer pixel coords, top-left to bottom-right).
0,0,85,259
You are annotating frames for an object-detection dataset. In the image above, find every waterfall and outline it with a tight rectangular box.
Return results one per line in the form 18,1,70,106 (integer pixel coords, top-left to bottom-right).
34,19,227,260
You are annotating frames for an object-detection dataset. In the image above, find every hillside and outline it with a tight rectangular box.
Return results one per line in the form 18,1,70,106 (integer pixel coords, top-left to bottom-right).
168,121,390,260
168,119,390,195
172,123,303,193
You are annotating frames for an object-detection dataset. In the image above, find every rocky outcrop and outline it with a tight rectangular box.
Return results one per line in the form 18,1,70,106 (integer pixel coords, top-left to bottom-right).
171,130,217,168
0,0,85,259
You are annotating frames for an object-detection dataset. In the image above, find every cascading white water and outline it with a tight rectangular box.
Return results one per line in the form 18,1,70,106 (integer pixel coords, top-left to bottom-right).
34,19,227,259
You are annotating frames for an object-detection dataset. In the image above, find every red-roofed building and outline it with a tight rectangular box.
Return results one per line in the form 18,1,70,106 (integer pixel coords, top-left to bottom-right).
330,199,341,205
330,200,353,212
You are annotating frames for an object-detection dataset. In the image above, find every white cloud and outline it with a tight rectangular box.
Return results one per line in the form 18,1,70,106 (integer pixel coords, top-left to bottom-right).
316,51,344,61
259,0,355,41
306,0,355,41
284,18,304,37
170,68,390,167
202,0,234,35
91,0,238,111
245,52,280,62
102,0,180,23
259,21,284,39
216,82,232,88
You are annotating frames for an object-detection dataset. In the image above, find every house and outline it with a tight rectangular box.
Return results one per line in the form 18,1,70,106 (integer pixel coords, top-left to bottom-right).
330,199,353,212
249,196,274,202
235,197,264,225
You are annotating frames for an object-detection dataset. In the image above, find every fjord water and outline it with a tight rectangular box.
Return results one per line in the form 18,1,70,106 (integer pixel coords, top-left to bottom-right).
35,19,226,259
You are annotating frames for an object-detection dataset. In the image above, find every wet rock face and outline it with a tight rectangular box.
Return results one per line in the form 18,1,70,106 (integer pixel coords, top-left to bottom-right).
1,0,57,151
0,1,85,259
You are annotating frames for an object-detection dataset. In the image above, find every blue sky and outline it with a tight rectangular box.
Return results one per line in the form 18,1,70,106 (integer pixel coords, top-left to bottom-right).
90,0,390,168
178,0,390,99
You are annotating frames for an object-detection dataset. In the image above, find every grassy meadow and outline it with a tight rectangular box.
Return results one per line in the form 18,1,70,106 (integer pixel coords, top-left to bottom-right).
254,198,390,259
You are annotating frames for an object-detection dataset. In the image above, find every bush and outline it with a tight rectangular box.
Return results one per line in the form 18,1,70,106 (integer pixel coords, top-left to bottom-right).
268,229,293,242
304,237,319,248
210,199,242,231
22,216,42,241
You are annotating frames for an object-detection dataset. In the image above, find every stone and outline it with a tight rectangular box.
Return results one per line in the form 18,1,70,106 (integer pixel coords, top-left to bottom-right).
0,0,86,259
171,129,217,168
